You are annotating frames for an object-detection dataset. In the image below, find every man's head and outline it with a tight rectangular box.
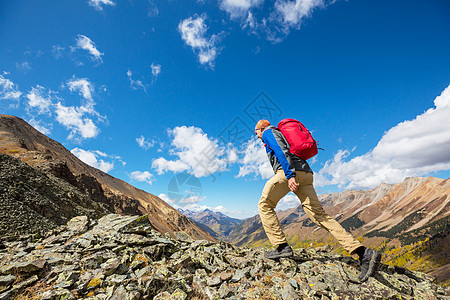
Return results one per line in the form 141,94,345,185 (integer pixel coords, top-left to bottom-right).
255,119,270,139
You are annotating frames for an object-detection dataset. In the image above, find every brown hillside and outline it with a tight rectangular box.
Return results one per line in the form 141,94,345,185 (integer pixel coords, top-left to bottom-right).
0,114,214,241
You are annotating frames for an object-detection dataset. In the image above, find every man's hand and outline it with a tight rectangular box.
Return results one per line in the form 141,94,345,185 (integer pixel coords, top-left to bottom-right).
288,177,299,192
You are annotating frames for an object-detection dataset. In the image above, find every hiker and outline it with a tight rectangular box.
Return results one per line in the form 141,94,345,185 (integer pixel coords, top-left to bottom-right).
255,119,381,282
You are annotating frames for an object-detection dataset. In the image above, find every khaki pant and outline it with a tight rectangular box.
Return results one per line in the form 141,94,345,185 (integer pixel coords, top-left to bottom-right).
258,170,362,254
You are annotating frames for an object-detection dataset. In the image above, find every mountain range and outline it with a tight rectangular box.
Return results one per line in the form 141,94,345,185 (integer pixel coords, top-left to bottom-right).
1,114,448,285
0,114,213,242
224,176,449,283
178,208,242,239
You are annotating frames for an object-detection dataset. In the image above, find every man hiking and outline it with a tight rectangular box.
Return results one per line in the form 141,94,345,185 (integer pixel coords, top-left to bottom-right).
255,119,381,282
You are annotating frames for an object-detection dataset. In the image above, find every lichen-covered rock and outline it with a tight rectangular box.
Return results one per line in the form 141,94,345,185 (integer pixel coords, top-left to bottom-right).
0,214,446,300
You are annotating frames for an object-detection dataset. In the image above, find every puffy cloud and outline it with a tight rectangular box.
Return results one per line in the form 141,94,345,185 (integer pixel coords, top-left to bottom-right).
55,103,99,139
26,86,52,114
71,147,114,173
127,70,147,92
273,0,324,28
220,0,332,43
236,137,273,179
54,77,103,140
276,194,300,211
178,15,221,67
158,193,178,205
130,171,154,185
0,74,22,100
152,126,235,177
88,0,115,11
265,0,328,42
75,35,104,63
24,78,103,141
318,84,450,189
136,135,155,150
219,0,263,19
67,78,94,103
151,63,161,80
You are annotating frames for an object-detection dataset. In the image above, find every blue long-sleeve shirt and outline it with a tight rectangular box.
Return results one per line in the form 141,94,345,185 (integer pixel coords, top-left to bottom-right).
262,126,312,179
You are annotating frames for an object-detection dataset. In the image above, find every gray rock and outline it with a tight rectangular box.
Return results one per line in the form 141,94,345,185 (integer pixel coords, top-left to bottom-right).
174,231,194,243
101,257,121,275
14,258,46,273
207,274,222,287
66,216,89,235
1,214,447,300
53,271,78,289
231,267,250,283
40,288,76,300
0,275,16,286
109,285,129,300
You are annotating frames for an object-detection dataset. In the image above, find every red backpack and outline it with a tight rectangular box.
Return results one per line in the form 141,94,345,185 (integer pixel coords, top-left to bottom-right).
277,118,320,160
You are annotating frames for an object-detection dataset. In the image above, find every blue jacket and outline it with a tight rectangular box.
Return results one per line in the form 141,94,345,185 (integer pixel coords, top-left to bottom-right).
262,126,312,179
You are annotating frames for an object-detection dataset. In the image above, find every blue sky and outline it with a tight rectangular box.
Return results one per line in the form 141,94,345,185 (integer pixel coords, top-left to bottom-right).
1,0,450,219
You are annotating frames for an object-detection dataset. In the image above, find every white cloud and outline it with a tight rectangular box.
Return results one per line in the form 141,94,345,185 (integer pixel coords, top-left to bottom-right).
152,126,235,177
54,77,104,140
262,0,328,42
67,78,94,102
24,79,103,141
151,63,161,80
158,193,177,205
88,0,115,11
219,0,332,43
130,171,154,185
236,137,274,179
55,103,99,139
318,84,450,189
0,74,22,100
273,0,324,28
26,86,52,114
28,118,52,135
178,15,222,67
136,135,155,150
75,35,104,63
127,70,147,92
220,0,263,19
276,194,300,211
71,147,114,173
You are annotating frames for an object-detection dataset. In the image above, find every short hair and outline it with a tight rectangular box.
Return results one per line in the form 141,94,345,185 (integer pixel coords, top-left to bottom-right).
255,119,271,129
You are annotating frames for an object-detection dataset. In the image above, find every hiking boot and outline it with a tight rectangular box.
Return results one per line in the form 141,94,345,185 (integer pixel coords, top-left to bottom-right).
359,248,381,282
264,245,293,259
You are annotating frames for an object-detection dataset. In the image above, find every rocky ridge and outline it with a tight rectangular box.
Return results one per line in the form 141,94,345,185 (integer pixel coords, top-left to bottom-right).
0,214,448,300
0,114,213,241
0,152,112,239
